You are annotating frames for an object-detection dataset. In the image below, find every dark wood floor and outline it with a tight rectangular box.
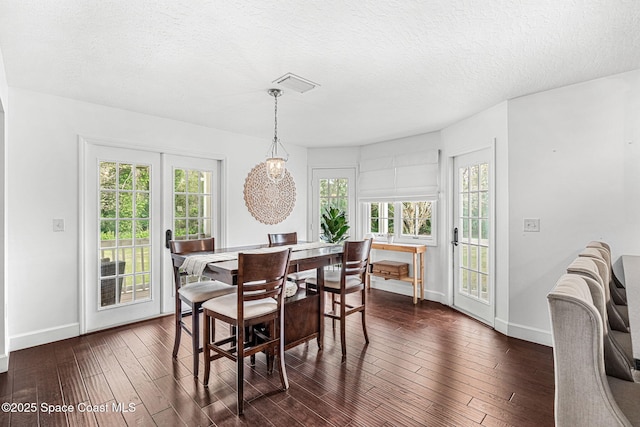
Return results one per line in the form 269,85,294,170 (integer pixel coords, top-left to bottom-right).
0,289,555,426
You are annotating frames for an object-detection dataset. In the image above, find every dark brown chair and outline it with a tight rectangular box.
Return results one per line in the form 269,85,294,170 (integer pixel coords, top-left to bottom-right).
268,232,315,284
305,239,372,358
202,248,291,415
267,232,297,246
169,238,235,378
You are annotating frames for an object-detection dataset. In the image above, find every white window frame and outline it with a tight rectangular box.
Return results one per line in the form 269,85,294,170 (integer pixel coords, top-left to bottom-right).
363,199,437,246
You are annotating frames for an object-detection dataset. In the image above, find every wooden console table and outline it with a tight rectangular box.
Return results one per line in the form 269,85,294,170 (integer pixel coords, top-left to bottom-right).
368,242,427,304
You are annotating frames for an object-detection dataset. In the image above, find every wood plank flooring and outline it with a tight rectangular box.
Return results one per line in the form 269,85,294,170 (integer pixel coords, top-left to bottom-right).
0,289,555,426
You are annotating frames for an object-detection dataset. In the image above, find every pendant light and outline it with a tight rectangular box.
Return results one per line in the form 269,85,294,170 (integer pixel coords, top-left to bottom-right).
265,88,289,182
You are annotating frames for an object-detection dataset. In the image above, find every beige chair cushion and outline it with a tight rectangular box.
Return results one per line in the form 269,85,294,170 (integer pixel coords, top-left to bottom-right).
202,293,277,320
306,270,364,290
178,280,235,303
287,270,316,282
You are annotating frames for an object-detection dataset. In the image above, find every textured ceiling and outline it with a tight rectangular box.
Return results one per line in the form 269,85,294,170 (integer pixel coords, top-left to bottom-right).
0,1,639,147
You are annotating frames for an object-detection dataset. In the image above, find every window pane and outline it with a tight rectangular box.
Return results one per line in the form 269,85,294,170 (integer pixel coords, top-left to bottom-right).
470,165,479,191
480,163,489,191
101,191,116,218
461,269,469,292
135,166,150,191
119,193,133,218
100,220,116,243
175,194,186,218
480,191,488,218
480,246,489,273
470,245,478,271
470,271,478,297
174,219,186,240
100,162,117,189
119,164,134,190
471,219,479,243
118,220,133,240
187,170,200,192
470,193,479,217
461,167,469,192
370,218,379,233
188,195,199,217
135,220,149,243
461,243,469,268
174,169,186,192
136,193,149,219
462,193,469,217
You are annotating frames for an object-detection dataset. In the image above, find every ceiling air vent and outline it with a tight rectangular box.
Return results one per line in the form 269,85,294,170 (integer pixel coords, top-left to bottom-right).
273,73,319,93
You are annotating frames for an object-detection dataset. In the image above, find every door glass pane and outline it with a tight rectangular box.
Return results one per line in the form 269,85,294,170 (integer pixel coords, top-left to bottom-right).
173,168,213,241
319,177,349,238
458,162,490,303
99,160,153,308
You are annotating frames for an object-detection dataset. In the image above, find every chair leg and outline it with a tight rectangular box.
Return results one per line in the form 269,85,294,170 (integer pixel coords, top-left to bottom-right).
277,320,289,390
340,297,347,357
192,303,200,378
237,323,245,415
331,293,337,329
361,289,369,344
172,297,182,359
203,311,211,386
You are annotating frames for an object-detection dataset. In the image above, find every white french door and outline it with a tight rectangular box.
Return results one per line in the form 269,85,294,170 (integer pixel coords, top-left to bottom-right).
160,154,219,313
310,168,357,241
84,145,220,331
84,144,161,332
452,148,494,326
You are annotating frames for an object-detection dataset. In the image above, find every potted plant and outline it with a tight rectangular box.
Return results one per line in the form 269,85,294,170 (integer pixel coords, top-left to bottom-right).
320,206,350,244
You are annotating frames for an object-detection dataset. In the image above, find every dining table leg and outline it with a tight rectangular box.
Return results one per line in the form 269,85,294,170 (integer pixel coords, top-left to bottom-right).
317,266,324,350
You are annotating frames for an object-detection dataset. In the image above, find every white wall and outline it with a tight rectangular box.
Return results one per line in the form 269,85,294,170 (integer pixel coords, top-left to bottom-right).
441,102,510,334
7,88,308,350
0,47,8,371
507,70,640,344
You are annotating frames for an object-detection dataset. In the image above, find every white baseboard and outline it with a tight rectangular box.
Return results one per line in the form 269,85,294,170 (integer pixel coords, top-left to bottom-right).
0,353,8,373
369,278,446,304
10,323,80,351
503,320,552,347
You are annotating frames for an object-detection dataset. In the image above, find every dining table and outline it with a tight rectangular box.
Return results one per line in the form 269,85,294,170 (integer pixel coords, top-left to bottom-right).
171,241,344,351
621,254,640,367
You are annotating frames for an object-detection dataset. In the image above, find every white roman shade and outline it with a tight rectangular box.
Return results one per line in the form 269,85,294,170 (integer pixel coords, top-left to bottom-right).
358,149,439,200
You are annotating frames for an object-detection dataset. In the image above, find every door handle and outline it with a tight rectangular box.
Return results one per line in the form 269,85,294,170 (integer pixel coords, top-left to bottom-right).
451,227,458,247
165,229,172,249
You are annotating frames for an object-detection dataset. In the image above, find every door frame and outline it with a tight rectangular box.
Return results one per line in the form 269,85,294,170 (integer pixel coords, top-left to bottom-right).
446,140,496,326
308,167,357,242
78,136,227,334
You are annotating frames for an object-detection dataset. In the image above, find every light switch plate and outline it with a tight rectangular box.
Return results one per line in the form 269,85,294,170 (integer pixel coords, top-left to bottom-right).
523,218,540,232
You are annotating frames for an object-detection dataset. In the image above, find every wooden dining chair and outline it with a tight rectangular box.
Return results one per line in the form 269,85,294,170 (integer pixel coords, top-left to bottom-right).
267,232,297,246
305,239,372,358
169,238,235,378
202,248,292,415
268,232,315,284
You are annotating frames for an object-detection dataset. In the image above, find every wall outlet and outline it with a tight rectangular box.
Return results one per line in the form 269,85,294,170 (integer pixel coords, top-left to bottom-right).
53,218,65,232
523,218,540,232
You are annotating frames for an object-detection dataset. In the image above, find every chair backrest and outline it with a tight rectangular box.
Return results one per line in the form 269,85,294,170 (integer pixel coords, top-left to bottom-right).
547,275,631,426
169,238,215,290
567,256,627,332
340,239,373,283
268,232,297,247
237,248,292,316
566,272,635,380
579,248,611,285
170,237,215,255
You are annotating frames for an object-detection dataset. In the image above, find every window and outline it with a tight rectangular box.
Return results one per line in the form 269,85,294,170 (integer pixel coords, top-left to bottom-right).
365,200,436,244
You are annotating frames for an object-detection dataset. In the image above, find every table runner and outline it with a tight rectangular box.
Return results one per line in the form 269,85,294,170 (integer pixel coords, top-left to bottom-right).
181,241,336,277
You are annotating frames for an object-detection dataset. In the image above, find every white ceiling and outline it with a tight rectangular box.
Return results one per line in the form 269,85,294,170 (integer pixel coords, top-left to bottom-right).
0,1,639,148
